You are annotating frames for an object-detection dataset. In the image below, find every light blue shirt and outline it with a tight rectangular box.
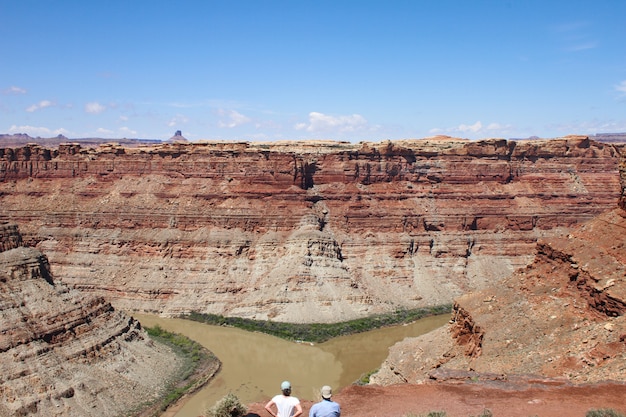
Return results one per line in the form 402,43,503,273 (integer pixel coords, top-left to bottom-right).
309,399,340,417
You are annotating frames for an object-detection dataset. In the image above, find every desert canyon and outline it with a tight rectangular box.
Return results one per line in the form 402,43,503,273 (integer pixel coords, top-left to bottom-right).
1,134,626,416
0,223,185,416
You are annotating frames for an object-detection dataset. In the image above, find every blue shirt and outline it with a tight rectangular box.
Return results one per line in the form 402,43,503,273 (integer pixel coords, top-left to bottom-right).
309,399,340,417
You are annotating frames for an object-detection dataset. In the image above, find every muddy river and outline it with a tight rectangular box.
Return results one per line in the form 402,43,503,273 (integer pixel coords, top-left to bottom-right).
133,313,449,417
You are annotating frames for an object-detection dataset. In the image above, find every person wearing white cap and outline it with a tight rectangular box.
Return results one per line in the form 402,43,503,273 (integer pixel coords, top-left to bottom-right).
264,380,303,417
309,385,340,417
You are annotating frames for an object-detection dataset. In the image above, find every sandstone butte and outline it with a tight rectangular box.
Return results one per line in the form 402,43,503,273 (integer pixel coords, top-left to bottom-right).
1,135,626,417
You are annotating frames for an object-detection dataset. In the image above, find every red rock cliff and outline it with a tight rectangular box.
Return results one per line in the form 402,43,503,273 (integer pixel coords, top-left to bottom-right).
372,141,626,385
0,137,622,322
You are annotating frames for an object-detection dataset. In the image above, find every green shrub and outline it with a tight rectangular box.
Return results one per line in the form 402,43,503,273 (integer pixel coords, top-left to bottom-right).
144,325,214,413
206,393,247,417
356,368,378,385
145,324,208,367
586,409,626,417
425,412,447,417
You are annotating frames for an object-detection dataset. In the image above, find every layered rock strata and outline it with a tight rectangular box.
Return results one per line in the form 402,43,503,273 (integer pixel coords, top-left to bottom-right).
0,136,622,322
372,191,626,384
0,223,181,417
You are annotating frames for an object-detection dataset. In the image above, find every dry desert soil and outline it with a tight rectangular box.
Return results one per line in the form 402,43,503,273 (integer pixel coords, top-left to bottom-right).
243,381,626,417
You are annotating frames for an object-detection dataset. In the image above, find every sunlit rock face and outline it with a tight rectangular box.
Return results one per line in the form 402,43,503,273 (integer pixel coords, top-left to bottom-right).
371,147,626,386
0,136,622,322
0,223,181,417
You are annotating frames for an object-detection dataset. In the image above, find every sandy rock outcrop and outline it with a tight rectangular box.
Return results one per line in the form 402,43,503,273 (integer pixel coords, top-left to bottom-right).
0,137,622,322
0,223,181,417
372,192,626,385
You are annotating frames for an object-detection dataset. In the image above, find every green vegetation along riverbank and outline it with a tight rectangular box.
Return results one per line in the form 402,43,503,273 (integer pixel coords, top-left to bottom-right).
181,304,452,344
134,325,221,417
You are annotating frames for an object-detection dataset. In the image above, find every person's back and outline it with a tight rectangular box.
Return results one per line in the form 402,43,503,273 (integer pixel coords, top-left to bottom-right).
272,393,301,417
265,381,303,417
309,385,340,417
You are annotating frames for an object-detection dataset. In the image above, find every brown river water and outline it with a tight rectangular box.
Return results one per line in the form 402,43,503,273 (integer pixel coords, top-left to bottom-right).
132,313,449,417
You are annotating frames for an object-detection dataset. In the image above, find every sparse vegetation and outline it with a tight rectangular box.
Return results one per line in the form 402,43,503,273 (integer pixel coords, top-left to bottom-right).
146,324,207,368
206,393,247,417
356,368,378,385
144,325,218,414
182,304,451,343
586,410,626,417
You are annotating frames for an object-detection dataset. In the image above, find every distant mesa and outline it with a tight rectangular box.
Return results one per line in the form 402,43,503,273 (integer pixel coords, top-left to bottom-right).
0,133,161,148
169,130,189,143
592,132,626,143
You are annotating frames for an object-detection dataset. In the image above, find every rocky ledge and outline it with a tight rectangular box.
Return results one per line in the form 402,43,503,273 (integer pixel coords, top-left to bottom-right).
0,224,181,417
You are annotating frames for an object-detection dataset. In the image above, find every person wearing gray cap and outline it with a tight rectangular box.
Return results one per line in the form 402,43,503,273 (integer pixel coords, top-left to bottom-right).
309,385,340,417
264,380,303,417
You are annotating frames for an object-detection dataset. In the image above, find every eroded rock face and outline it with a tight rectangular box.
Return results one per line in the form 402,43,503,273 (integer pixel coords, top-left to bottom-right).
371,206,626,385
0,223,22,252
0,225,181,417
0,137,622,322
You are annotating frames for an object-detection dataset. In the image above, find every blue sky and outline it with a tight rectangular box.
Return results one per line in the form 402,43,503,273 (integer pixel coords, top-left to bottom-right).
1,0,625,142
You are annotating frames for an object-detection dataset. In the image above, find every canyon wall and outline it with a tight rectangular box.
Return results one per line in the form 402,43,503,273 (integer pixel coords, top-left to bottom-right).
0,223,182,416
372,146,626,385
0,136,622,322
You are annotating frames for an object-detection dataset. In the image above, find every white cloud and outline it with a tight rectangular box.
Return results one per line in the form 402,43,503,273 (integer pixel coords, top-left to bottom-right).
430,121,514,138
119,127,137,136
616,81,626,95
458,121,483,133
26,100,53,112
548,119,626,135
119,115,129,121
486,122,513,131
217,109,251,128
295,112,368,133
3,86,26,95
168,114,190,127
96,127,114,135
85,102,106,114
8,124,68,137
